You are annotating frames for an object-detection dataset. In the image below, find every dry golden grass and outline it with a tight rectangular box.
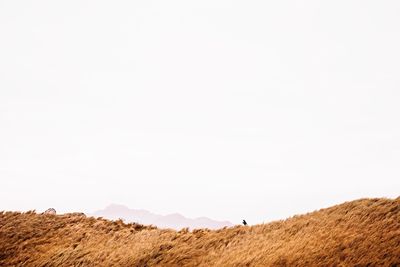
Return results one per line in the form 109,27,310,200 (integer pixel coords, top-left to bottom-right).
1,197,399,266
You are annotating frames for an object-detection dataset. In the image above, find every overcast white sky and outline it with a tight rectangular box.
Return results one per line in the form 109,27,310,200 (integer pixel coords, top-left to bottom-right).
1,0,399,224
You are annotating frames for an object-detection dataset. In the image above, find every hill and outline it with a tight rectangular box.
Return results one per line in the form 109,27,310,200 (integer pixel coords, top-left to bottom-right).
91,204,233,230
1,197,399,266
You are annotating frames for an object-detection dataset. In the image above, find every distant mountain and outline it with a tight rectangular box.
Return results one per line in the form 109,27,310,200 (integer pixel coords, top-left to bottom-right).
90,204,233,230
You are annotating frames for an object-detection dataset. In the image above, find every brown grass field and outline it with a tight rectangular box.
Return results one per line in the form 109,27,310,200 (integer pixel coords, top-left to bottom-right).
1,197,399,266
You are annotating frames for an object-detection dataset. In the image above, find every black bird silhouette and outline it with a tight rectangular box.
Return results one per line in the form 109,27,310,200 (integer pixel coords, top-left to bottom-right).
242,219,247,226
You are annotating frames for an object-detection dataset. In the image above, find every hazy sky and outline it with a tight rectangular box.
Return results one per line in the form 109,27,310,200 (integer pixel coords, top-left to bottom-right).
1,0,399,224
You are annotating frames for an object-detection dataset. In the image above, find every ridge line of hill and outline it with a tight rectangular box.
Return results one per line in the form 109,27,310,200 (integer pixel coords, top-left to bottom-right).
1,197,399,266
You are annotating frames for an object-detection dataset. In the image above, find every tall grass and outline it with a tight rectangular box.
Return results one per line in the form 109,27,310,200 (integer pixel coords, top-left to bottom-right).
1,197,399,266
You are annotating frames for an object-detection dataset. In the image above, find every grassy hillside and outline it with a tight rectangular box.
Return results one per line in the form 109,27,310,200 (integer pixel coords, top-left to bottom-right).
1,198,399,266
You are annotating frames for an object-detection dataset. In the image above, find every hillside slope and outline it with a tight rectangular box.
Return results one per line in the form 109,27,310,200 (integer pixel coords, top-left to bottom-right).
1,198,399,266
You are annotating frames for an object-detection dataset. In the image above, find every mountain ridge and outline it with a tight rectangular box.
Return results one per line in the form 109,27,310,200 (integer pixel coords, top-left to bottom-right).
91,203,234,230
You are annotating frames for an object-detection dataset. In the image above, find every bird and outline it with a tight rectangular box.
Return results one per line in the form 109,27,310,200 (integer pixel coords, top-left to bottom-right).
242,219,247,226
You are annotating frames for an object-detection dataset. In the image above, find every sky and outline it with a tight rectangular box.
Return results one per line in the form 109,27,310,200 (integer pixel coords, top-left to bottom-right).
0,0,399,224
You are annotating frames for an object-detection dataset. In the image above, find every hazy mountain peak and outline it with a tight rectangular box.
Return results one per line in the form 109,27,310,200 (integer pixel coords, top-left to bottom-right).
91,205,233,230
